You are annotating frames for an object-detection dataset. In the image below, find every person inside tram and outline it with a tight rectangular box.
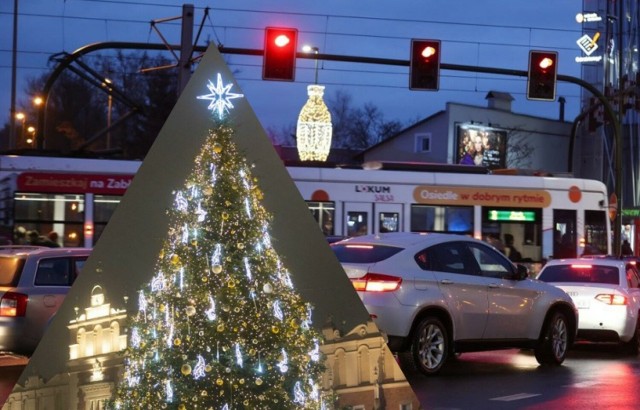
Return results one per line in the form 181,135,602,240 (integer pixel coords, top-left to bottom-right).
28,230,60,248
504,233,522,262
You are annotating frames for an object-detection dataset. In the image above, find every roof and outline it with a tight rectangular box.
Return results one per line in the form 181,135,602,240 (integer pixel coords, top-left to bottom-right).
485,91,515,101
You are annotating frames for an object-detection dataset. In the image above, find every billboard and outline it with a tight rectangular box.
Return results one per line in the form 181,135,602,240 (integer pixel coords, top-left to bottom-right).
456,123,507,169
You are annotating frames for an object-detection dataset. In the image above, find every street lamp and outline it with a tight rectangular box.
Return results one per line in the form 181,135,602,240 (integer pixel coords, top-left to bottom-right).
26,126,35,147
296,45,333,162
15,112,25,146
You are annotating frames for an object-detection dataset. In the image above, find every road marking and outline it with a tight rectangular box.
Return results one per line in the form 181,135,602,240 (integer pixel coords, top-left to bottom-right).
490,393,541,402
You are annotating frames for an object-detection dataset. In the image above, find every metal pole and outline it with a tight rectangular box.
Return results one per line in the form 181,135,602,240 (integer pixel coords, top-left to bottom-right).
177,4,194,96
9,0,19,150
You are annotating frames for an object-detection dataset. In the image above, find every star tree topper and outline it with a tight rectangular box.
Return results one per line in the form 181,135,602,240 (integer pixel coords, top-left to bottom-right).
197,73,244,118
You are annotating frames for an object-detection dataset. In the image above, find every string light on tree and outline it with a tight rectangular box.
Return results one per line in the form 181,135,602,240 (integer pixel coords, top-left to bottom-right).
108,72,331,409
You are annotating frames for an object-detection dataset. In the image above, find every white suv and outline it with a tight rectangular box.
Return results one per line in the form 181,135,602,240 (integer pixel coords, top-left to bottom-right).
0,246,90,355
331,233,578,375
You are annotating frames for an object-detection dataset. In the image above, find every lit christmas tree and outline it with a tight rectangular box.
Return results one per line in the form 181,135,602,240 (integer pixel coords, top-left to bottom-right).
109,74,329,409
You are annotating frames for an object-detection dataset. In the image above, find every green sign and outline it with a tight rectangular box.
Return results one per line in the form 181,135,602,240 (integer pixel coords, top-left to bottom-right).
487,209,537,222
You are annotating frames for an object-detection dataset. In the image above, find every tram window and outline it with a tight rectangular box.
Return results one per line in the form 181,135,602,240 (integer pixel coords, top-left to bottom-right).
306,201,335,236
584,210,607,255
410,205,473,234
93,195,123,246
14,193,84,222
379,212,399,233
482,207,541,262
347,211,368,236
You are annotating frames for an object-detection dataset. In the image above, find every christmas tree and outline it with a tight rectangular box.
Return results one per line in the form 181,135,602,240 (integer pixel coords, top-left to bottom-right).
109,75,328,409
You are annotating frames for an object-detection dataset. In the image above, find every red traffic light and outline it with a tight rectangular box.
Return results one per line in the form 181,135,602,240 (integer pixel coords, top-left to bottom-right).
263,27,298,81
410,39,441,91
273,34,291,48
527,50,558,101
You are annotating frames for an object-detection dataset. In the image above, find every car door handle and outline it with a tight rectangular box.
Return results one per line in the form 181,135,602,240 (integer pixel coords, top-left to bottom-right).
440,279,453,285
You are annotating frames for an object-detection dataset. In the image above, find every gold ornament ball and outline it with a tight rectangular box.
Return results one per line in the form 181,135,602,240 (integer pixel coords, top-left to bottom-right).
159,304,166,313
178,405,186,410
271,325,280,334
191,239,198,246
255,378,263,385
244,400,249,406
212,264,223,274
181,364,192,375
222,212,229,220
201,390,208,396
204,186,213,196
213,143,222,153
237,242,245,249
239,378,245,385
171,254,181,265
263,283,273,293
201,276,208,283
216,378,224,386
227,279,235,288
205,364,212,372
217,323,225,332
185,306,196,316
174,338,182,346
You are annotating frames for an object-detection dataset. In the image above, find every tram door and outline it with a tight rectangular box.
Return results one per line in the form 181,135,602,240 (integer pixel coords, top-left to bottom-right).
553,209,577,258
344,202,373,237
373,203,403,234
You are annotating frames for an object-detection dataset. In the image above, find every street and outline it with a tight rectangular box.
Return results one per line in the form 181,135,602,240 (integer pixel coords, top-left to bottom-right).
0,354,28,408
402,343,640,409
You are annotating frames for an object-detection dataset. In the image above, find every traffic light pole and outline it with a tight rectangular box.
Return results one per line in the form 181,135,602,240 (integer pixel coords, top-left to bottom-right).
35,41,624,254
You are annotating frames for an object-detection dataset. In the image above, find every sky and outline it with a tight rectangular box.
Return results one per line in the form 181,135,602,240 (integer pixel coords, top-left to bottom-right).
0,0,587,140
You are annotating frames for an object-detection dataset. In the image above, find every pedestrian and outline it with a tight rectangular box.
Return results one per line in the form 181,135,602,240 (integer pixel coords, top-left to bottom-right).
622,239,633,256
47,231,61,247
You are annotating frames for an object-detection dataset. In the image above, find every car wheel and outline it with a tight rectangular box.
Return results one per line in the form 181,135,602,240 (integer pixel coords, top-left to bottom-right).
534,311,569,366
622,318,640,356
411,317,449,375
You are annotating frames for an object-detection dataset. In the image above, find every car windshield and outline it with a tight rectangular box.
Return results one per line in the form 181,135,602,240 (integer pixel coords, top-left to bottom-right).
331,243,403,264
0,256,25,286
538,264,619,285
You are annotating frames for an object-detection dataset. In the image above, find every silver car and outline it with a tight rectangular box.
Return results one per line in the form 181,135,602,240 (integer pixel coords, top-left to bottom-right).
0,246,90,355
331,232,578,375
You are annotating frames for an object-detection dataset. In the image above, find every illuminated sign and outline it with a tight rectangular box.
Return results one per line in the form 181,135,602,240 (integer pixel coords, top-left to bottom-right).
412,186,552,208
16,172,134,194
576,13,602,23
455,124,506,170
575,12,603,63
486,209,537,222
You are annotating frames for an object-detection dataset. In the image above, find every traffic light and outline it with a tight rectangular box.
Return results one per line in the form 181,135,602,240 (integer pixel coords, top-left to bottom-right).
410,39,441,91
527,50,558,101
263,27,298,81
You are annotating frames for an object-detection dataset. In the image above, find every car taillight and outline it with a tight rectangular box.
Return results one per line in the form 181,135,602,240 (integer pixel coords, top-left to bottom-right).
351,273,402,292
0,292,28,317
595,294,627,305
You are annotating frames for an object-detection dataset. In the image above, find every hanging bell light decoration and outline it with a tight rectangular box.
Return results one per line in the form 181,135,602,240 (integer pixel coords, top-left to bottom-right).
296,84,332,161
